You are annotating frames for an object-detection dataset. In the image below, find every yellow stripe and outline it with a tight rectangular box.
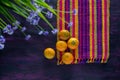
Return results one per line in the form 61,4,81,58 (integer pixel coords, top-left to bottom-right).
74,0,79,64
107,0,110,62
56,1,69,27
101,0,105,63
62,0,65,30
89,0,93,62
94,0,97,62
59,0,65,65
105,0,110,63
70,0,73,54
57,0,60,65
57,0,59,46
70,0,72,34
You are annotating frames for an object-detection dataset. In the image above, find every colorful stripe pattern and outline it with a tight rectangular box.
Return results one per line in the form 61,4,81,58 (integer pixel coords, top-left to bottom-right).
57,0,110,65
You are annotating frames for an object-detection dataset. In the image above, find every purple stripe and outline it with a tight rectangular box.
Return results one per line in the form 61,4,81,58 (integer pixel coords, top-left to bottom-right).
68,0,70,52
83,0,87,60
80,0,85,59
97,0,102,59
78,0,80,62
78,0,83,62
65,0,70,30
86,0,90,60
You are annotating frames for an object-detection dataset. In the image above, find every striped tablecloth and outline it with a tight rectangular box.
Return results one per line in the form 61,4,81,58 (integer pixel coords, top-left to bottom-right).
57,0,110,65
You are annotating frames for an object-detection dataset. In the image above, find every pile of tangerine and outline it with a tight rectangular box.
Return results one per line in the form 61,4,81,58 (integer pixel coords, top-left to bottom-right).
44,30,79,65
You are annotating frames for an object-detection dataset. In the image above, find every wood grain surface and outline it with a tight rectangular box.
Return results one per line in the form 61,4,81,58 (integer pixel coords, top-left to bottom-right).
0,0,120,80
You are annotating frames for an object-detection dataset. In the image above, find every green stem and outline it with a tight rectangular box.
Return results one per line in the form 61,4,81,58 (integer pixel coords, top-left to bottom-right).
18,25,26,36
0,22,5,28
18,25,22,29
14,0,31,13
42,10,69,25
15,0,55,30
4,16,13,24
41,11,47,14
11,2,29,16
37,25,44,31
30,25,40,31
7,12,16,22
0,26,4,29
21,31,26,36
17,0,36,11
0,18,7,25
38,13,54,30
35,0,56,15
0,7,15,22
0,29,1,35
13,10,28,18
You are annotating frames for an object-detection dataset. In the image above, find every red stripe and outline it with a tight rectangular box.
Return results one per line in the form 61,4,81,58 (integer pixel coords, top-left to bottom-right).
65,0,68,30
59,0,62,30
104,0,108,62
71,0,75,63
59,0,62,62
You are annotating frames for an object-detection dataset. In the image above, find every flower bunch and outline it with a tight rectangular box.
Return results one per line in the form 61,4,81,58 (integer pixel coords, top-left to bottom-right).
0,0,76,50
0,0,58,50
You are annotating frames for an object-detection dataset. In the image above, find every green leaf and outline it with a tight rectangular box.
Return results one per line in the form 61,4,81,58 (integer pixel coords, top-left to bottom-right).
0,6,14,22
0,0,12,7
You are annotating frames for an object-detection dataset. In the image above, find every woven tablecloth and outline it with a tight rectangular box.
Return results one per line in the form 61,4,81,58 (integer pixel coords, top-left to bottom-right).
57,0,110,65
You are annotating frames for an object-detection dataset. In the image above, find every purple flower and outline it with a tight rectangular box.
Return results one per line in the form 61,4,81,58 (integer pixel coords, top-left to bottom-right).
3,24,11,33
38,31,44,35
68,22,73,27
31,0,35,4
0,43,5,50
3,27,9,33
0,35,6,43
36,6,45,13
27,10,40,25
43,31,49,36
6,24,12,29
50,5,53,9
32,0,44,12
30,16,40,25
12,21,20,31
32,2,38,7
27,11,38,23
46,11,53,19
30,19,38,25
21,27,27,32
25,35,31,40
26,16,33,22
34,16,40,21
30,11,38,18
3,25,14,35
7,29,14,35
12,26,18,30
13,21,20,26
73,9,77,15
36,8,42,13
51,29,58,35
46,0,50,2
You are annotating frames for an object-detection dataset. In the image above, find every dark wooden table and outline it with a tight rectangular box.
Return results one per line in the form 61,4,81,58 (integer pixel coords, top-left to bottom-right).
0,0,120,80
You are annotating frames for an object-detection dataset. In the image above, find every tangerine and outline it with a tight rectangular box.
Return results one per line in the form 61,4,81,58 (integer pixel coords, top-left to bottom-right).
44,48,55,59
